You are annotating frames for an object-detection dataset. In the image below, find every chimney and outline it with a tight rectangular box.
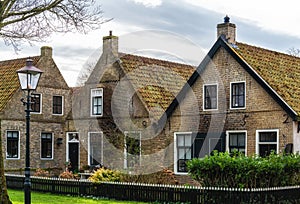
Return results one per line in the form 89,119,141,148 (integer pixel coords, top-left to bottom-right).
41,46,53,58
217,15,236,44
103,31,118,59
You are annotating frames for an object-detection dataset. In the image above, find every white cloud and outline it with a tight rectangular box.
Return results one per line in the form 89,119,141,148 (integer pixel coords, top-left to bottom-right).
184,0,300,38
128,0,162,8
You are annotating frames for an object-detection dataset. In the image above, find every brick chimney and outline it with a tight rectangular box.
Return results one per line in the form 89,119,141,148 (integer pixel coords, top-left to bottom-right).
102,31,118,63
41,46,52,58
217,15,236,44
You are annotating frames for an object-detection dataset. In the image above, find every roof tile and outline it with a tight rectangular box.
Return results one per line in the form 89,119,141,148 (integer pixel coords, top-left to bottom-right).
235,42,300,115
0,56,40,111
120,54,195,117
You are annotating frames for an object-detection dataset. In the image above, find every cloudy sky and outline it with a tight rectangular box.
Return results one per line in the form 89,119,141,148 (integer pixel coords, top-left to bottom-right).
1,0,300,86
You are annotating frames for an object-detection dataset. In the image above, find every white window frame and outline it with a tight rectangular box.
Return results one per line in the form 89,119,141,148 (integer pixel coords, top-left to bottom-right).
203,83,218,111
88,132,103,166
230,81,246,110
90,88,103,117
52,95,64,116
256,129,279,156
124,131,141,169
6,130,20,160
40,132,54,160
226,130,247,155
174,132,192,175
31,93,42,114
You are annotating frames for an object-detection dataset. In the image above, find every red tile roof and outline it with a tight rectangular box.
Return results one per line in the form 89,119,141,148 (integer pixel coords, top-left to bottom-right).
0,56,40,111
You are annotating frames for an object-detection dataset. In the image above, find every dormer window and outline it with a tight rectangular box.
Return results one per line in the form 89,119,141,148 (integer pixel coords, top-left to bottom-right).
230,82,245,109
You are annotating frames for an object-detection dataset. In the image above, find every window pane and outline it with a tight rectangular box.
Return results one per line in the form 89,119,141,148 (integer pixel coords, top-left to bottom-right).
178,148,185,159
229,134,237,146
185,148,191,159
177,135,184,146
259,132,277,142
184,135,191,146
238,134,245,146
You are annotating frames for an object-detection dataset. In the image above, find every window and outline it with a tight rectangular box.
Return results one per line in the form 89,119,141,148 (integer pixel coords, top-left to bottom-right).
174,132,225,174
6,131,19,159
88,132,103,166
176,133,192,173
204,84,218,110
231,82,245,109
41,133,53,159
53,96,63,115
227,131,246,154
256,130,278,157
124,131,141,169
31,93,41,113
91,88,103,116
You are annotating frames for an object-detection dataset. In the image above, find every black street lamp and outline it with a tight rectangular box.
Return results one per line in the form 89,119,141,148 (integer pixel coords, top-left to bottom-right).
16,59,43,204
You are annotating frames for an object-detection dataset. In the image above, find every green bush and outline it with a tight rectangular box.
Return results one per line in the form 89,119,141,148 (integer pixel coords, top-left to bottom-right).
89,168,122,183
187,151,300,188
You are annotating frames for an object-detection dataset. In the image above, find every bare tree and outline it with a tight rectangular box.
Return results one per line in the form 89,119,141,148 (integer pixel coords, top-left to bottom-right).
287,47,300,57
0,0,111,51
0,1,110,203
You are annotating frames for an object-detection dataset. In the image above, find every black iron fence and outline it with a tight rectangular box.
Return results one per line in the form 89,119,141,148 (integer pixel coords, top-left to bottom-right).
5,174,300,204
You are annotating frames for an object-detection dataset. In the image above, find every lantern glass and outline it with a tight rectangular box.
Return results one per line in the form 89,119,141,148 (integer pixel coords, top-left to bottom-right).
17,72,41,90
16,59,43,91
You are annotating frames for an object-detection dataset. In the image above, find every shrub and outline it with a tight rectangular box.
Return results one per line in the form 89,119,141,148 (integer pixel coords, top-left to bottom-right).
187,151,300,188
89,168,121,183
34,168,50,177
59,171,75,179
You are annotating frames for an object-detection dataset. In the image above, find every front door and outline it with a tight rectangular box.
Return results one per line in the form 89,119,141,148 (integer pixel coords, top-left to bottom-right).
68,143,79,172
67,132,79,173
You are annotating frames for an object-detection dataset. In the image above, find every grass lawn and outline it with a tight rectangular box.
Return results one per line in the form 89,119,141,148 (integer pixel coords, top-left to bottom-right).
8,189,148,204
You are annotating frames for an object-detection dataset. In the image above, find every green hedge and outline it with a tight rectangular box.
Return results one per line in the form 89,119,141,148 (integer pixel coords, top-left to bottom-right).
187,151,300,188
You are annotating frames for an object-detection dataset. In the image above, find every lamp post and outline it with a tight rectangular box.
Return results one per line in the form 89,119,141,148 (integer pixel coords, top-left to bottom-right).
16,59,43,204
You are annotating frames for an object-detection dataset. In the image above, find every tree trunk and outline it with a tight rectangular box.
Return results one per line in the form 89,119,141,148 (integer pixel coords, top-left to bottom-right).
0,121,12,204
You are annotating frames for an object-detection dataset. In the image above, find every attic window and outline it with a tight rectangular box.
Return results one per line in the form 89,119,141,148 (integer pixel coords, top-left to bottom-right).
204,84,218,110
90,88,103,116
230,82,245,109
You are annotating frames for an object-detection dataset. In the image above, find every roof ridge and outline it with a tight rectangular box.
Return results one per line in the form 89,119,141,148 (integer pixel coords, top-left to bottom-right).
119,52,196,68
0,55,40,63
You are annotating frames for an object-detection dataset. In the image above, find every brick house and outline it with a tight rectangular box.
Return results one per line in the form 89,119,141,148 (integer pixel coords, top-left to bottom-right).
73,17,300,177
2,16,300,180
169,16,300,175
68,32,195,173
0,47,71,174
